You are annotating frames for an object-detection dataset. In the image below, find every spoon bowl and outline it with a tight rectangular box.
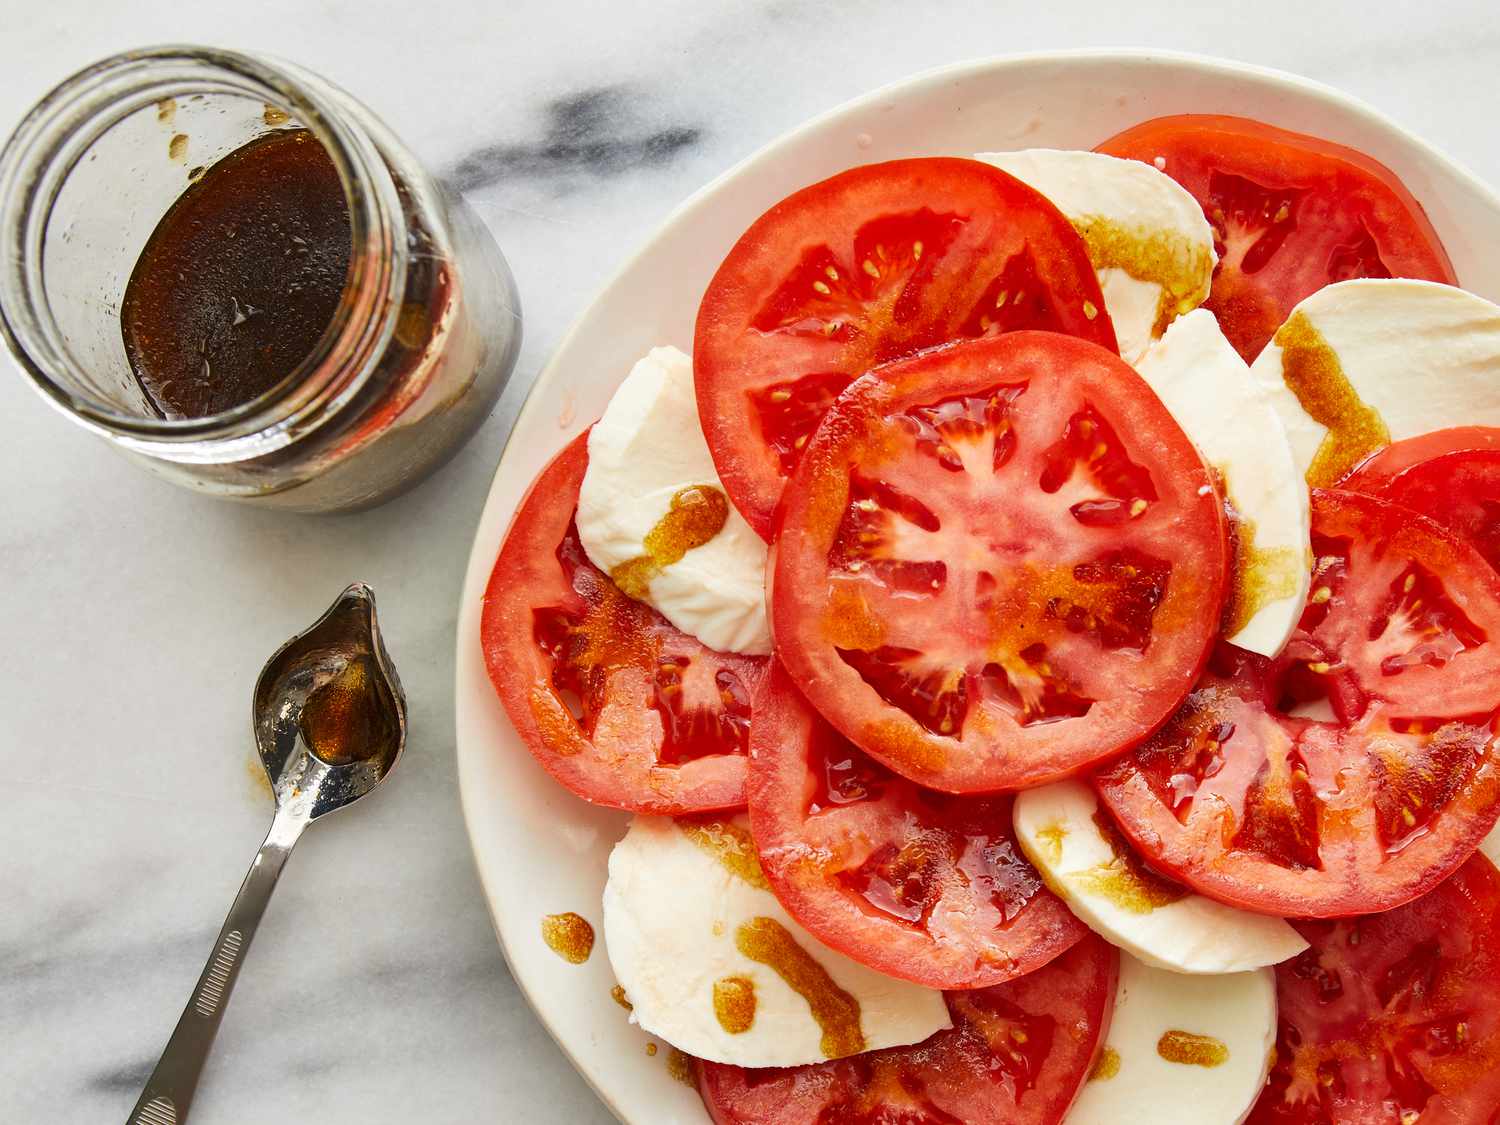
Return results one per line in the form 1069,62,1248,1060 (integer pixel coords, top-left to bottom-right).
252,582,406,821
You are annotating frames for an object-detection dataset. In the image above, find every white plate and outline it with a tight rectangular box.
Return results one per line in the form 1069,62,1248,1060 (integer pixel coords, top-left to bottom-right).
454,49,1500,1125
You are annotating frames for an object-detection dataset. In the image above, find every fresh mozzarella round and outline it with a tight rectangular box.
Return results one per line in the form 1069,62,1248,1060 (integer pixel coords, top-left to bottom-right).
1065,953,1277,1125
975,148,1216,362
1482,822,1500,869
577,346,770,654
1136,309,1310,657
1014,779,1306,974
602,815,951,1067
1249,279,1500,488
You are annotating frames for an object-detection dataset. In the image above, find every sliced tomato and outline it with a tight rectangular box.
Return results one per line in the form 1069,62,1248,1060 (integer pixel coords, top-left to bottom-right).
694,157,1118,538
1249,855,1500,1124
1340,426,1500,493
479,434,766,813
747,661,1086,989
769,331,1226,793
1096,489,1500,917
1096,114,1456,363
1342,427,1500,574
698,931,1117,1125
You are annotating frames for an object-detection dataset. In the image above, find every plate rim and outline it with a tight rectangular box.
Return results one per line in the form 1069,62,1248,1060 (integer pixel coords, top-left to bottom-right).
453,47,1500,1125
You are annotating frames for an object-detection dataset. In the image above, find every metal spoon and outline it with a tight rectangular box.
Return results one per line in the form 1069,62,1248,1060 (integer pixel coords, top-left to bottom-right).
127,583,407,1125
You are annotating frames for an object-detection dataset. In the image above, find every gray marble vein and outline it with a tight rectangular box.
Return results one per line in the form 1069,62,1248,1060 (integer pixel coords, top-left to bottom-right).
2,1,1499,1122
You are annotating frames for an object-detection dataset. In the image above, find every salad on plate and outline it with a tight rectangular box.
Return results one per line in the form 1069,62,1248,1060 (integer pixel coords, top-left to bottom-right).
478,111,1500,1124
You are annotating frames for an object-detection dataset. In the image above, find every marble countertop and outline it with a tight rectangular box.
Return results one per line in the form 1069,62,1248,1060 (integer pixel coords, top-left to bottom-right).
4,2,1498,1121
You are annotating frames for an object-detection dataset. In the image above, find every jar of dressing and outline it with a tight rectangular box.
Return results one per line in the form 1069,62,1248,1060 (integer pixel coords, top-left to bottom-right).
0,46,520,512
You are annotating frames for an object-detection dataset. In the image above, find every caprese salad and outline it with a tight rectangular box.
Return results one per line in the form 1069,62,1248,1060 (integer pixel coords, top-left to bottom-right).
480,112,1500,1124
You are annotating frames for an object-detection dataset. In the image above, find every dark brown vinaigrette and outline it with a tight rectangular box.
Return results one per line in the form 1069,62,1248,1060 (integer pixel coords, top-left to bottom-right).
298,655,393,766
120,128,352,418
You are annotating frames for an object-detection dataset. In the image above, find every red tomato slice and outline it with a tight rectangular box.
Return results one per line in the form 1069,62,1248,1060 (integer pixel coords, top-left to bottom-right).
697,931,1117,1125
1249,855,1500,1124
1342,427,1500,574
747,661,1086,989
1096,114,1456,363
1339,426,1500,493
479,434,766,813
1096,490,1500,917
695,157,1118,538
770,331,1227,793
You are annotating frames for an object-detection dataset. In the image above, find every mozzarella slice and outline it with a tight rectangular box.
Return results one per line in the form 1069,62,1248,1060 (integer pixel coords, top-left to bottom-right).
1249,279,1500,488
1136,309,1311,657
1066,954,1277,1125
602,815,951,1067
975,148,1216,362
1482,823,1500,869
1014,779,1306,974
577,346,770,654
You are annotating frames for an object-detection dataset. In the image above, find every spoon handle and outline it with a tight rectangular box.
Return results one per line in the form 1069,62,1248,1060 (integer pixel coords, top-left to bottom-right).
126,809,308,1125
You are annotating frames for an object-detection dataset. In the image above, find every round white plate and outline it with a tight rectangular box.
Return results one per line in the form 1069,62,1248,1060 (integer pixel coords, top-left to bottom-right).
455,49,1500,1125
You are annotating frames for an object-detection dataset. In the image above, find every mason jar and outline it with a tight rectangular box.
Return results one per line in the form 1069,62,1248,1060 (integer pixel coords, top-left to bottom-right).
0,45,521,512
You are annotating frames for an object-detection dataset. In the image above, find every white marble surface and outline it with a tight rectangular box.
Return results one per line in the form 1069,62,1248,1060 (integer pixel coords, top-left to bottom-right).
2,2,1498,1122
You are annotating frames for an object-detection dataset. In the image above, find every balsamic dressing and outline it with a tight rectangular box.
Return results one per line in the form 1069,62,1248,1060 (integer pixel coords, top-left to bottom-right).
120,129,352,419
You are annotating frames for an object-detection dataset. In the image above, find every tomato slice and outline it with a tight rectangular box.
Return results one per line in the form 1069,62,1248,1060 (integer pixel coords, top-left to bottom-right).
1096,490,1500,917
1096,114,1456,363
697,931,1117,1125
1249,855,1500,1124
694,157,1118,538
1342,427,1500,574
769,331,1227,793
479,434,766,813
747,661,1086,989
1339,426,1500,494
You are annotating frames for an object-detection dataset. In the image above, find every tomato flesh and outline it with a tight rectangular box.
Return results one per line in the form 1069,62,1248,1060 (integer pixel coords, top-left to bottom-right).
747,662,1086,989
770,331,1227,793
1096,490,1500,917
695,158,1117,538
1249,856,1500,1124
698,932,1117,1125
1096,114,1455,362
1342,428,1500,575
479,434,766,813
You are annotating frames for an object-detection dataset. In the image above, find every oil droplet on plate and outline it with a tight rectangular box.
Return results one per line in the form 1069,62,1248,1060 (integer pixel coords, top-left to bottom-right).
168,133,189,162
713,975,757,1034
1157,1029,1229,1067
735,917,864,1058
610,485,728,599
610,985,633,1010
645,1042,658,1057
1089,1045,1121,1081
1274,311,1390,487
263,103,291,127
156,97,176,124
679,818,769,890
666,1048,696,1086
541,912,594,964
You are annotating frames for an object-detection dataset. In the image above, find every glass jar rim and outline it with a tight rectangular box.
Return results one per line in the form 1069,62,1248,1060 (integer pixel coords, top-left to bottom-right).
0,44,407,449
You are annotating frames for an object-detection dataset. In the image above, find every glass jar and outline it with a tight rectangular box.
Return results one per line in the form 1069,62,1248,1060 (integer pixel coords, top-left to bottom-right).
0,46,521,512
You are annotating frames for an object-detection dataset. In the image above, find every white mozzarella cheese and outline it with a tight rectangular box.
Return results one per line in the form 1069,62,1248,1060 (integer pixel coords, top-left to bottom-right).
1249,279,1500,486
1065,954,1278,1125
1136,309,1311,657
602,815,951,1067
1482,823,1500,869
577,346,770,654
1014,779,1306,974
975,148,1216,362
